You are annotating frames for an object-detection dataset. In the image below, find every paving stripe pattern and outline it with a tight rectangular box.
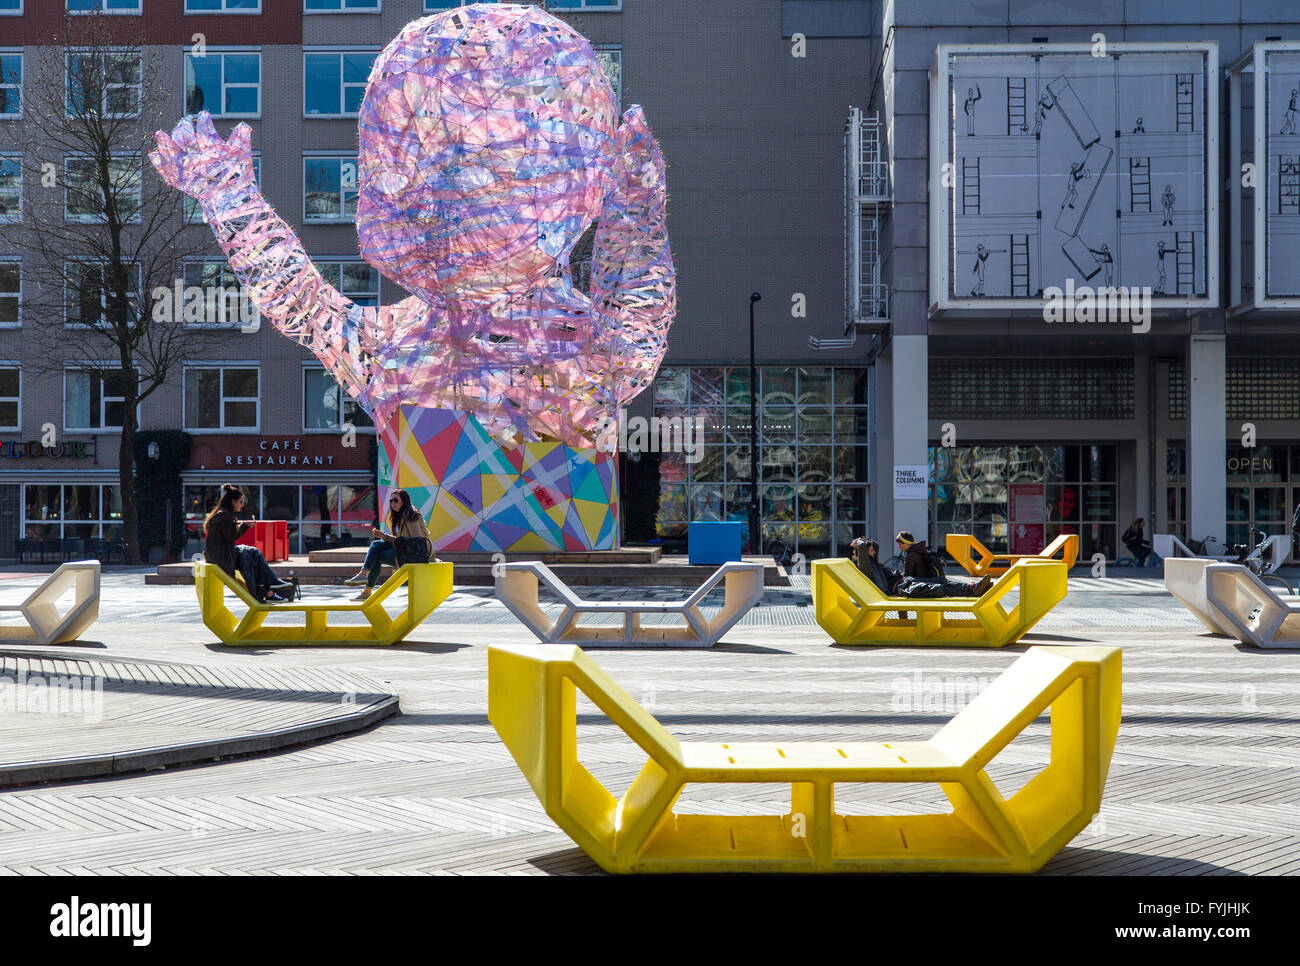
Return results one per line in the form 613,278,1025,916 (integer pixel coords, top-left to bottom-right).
0,571,1294,874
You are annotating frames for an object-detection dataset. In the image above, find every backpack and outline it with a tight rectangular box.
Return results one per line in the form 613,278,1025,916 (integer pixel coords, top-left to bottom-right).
922,549,946,579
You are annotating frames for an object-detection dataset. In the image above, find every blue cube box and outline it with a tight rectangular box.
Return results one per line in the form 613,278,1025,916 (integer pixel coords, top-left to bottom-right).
688,521,744,566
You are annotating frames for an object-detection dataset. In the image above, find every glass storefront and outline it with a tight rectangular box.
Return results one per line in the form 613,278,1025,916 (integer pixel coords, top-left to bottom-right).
23,483,123,540
929,444,1120,560
651,366,868,558
182,483,377,557
1167,441,1296,547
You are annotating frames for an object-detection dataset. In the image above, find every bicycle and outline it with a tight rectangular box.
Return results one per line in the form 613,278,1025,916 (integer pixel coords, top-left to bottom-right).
1227,527,1293,594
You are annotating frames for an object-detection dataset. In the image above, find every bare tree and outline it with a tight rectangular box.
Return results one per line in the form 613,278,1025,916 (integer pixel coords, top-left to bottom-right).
7,12,218,563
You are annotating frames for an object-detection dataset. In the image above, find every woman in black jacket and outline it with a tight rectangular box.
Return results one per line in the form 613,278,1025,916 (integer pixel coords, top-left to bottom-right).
204,484,288,602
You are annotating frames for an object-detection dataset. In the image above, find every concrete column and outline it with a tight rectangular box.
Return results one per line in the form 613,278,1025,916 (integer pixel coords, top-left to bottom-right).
890,334,929,543
1187,335,1226,542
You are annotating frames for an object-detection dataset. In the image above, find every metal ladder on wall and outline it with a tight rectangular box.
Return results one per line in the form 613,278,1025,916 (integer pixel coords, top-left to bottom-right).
1175,231,1196,294
1010,234,1030,295
1176,74,1195,132
962,157,981,214
1280,157,1300,215
831,106,891,348
1007,77,1027,135
1129,157,1151,212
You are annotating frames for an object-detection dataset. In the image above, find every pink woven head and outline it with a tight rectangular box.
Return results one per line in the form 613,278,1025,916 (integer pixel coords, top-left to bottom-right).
356,3,619,304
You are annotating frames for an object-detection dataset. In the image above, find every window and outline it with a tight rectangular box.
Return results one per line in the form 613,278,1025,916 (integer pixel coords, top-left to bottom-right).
67,51,141,117
928,358,1135,421
0,258,19,327
181,261,258,329
186,0,260,10
549,0,621,9
185,154,258,223
68,0,141,11
652,366,867,558
304,49,378,117
65,261,142,328
0,154,18,222
184,483,377,556
185,49,260,116
65,155,141,222
304,366,374,432
0,2,21,14
64,369,134,431
0,51,20,116
314,260,379,305
595,46,621,111
306,0,380,11
0,367,17,430
184,366,259,430
24,484,124,541
303,155,358,222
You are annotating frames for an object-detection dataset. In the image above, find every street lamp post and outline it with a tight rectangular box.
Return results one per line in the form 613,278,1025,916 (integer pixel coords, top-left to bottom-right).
749,293,761,555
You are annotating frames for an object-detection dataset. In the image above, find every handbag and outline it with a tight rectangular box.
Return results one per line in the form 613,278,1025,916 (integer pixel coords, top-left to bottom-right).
393,536,432,566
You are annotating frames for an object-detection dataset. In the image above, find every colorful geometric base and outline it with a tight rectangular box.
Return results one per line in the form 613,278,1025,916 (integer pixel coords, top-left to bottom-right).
379,406,618,552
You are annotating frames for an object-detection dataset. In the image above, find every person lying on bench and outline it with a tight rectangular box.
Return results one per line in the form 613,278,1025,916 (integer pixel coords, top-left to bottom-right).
204,483,292,603
851,536,993,599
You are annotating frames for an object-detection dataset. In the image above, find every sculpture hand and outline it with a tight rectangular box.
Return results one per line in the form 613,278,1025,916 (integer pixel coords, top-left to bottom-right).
587,106,676,403
150,112,256,200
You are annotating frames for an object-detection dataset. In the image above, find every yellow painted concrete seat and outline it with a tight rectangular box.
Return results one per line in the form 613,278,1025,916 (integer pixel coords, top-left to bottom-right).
812,557,1067,647
488,642,1122,873
946,533,1079,577
0,560,100,646
194,561,453,646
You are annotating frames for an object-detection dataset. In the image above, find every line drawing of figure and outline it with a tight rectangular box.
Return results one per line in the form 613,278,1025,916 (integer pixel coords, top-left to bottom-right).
964,84,982,136
1283,89,1299,135
1063,160,1091,209
1155,240,1171,294
1162,184,1175,225
1088,243,1114,287
1031,90,1054,135
1132,116,1145,133
971,243,990,295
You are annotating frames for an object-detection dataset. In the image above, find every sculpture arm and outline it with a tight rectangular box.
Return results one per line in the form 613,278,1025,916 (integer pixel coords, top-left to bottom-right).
150,114,380,406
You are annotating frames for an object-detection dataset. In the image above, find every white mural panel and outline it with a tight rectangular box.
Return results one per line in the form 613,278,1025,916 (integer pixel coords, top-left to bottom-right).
1265,49,1300,299
934,45,1217,310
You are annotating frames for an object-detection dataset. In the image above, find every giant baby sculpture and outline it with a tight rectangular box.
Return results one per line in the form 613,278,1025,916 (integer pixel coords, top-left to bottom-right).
151,3,674,550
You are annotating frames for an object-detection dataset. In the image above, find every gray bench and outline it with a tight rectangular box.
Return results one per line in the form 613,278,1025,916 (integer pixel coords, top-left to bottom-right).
495,561,765,647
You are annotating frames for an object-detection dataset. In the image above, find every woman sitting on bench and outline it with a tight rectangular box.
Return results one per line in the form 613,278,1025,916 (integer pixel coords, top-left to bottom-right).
345,489,431,601
204,484,290,603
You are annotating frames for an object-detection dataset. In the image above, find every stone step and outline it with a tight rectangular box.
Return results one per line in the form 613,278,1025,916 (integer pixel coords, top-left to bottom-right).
304,546,664,565
147,555,791,588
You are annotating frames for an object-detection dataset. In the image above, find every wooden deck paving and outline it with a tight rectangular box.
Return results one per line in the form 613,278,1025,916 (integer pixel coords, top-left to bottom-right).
0,571,1295,875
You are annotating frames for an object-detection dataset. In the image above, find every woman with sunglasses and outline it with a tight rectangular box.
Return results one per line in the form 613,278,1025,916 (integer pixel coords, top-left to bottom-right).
344,488,430,600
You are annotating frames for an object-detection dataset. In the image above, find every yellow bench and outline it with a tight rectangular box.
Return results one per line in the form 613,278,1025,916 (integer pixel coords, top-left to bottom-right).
488,642,1121,873
812,557,1067,647
946,533,1079,577
194,561,453,646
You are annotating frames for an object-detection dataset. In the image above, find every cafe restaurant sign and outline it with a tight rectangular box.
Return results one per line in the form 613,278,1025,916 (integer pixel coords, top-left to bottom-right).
188,435,371,472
